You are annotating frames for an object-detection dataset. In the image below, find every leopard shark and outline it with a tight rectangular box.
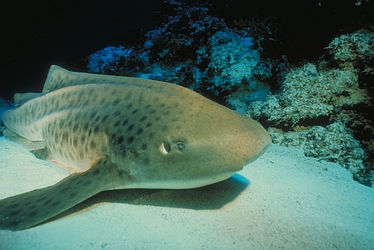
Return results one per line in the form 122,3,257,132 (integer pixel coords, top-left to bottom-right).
0,65,271,230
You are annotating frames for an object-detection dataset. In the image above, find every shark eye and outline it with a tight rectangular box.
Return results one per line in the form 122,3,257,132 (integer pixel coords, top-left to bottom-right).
177,143,185,151
160,142,171,155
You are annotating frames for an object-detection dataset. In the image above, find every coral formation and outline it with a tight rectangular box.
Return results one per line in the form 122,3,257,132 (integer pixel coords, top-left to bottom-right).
86,0,276,101
326,29,374,72
248,63,369,128
195,31,265,95
248,30,374,185
87,46,133,74
270,122,369,185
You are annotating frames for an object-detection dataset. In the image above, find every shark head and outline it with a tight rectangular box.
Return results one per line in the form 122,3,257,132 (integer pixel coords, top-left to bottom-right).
105,85,271,189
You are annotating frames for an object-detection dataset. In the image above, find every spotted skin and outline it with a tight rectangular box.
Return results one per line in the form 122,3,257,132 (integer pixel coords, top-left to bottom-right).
0,65,271,230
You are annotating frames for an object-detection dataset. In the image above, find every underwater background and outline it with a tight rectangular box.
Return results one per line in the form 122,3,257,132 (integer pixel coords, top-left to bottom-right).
0,0,373,249
1,0,373,185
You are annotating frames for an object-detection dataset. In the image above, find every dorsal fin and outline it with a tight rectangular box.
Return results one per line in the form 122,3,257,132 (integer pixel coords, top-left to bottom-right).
42,65,81,93
42,65,180,93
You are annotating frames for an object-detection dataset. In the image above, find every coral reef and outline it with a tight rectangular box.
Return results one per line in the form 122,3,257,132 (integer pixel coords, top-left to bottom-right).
248,30,374,186
86,0,277,102
248,62,369,128
87,46,133,74
270,122,370,185
326,29,374,72
195,30,266,95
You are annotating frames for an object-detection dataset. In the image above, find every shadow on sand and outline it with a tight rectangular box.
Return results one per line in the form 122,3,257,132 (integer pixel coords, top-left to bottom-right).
44,173,250,226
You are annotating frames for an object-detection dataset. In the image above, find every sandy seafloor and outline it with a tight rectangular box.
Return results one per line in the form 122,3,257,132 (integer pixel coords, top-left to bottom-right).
0,136,373,250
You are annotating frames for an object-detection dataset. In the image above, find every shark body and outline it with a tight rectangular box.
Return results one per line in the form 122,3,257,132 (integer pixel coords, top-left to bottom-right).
0,65,271,230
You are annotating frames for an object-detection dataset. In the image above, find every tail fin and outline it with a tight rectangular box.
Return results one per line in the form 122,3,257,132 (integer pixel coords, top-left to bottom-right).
0,97,14,123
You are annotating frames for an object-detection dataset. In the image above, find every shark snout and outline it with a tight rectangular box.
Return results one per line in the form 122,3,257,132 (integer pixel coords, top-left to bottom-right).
220,117,271,172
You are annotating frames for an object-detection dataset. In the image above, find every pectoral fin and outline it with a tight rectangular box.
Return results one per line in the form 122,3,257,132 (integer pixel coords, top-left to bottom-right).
0,157,120,230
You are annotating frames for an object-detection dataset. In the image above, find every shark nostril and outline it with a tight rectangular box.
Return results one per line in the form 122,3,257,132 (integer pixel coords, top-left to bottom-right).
160,142,171,155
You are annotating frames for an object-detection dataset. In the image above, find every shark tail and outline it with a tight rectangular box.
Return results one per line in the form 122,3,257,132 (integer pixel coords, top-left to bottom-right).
0,97,14,123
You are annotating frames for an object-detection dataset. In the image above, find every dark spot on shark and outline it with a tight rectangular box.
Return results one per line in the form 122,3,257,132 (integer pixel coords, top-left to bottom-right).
90,141,96,149
79,151,85,160
101,115,109,123
83,123,89,131
8,210,22,217
122,119,129,126
73,137,78,147
94,125,100,133
94,116,101,122
80,135,86,144
92,169,101,176
112,99,121,106
127,136,134,144
28,210,38,217
60,187,70,193
62,132,69,142
76,179,83,186
52,200,61,207
69,192,78,200
37,196,48,202
84,180,92,186
5,203,19,210
44,199,52,206
117,136,124,145
72,124,78,133
58,119,65,128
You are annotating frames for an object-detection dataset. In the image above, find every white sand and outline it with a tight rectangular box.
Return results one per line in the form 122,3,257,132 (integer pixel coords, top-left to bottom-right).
0,136,373,249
